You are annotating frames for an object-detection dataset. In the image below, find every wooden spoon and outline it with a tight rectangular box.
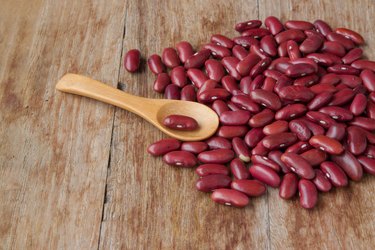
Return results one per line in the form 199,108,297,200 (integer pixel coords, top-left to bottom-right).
56,74,219,141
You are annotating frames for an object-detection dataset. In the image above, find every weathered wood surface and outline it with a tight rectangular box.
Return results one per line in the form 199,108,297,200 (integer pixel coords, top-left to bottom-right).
1,0,374,249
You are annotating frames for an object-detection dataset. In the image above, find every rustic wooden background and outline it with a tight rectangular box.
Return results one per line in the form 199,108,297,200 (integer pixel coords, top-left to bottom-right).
1,0,375,249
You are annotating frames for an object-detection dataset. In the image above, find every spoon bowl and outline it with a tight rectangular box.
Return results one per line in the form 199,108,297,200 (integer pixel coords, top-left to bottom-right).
56,74,219,141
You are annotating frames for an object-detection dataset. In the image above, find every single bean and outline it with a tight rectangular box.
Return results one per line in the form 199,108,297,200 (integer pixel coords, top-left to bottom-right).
203,43,232,59
231,95,260,113
232,45,249,60
124,49,141,72
198,149,235,164
307,92,333,110
320,41,346,57
147,138,181,156
244,128,265,148
220,110,251,125
294,74,320,87
195,164,229,177
198,88,230,103
351,60,375,72
357,156,375,175
251,155,280,172
163,151,198,167
300,33,324,54
184,49,211,69
231,179,266,197
320,161,348,187
205,136,232,150
306,111,336,128
216,125,248,138
285,20,314,30
314,19,332,37
221,57,242,80
335,27,365,45
263,120,288,135
312,169,332,192
233,36,259,48
325,123,346,140
287,40,301,60
187,68,209,88
181,142,208,154
221,75,239,94
180,85,196,101
211,188,249,207
298,179,318,209
230,158,250,179
251,142,269,156
232,137,251,162
289,119,312,141
176,41,194,63
360,69,375,92
279,86,315,102
265,16,284,35
300,148,327,167
235,19,262,32
164,84,181,100
275,29,306,44
250,43,271,59
326,32,355,50
153,73,171,93
339,75,362,88
163,115,198,131
279,173,298,199
162,47,181,68
310,83,337,94
260,35,278,57
329,88,355,106
367,100,375,119
309,135,343,154
249,108,274,127
236,53,261,76
205,59,225,82
331,150,363,181
249,164,281,187
350,117,375,131
342,48,363,65
327,65,360,75
319,106,353,121
170,66,187,87
275,104,307,120
281,152,315,179
262,77,277,92
196,174,232,192
211,34,234,49
148,54,165,74
347,126,367,155
286,141,312,154
262,132,297,150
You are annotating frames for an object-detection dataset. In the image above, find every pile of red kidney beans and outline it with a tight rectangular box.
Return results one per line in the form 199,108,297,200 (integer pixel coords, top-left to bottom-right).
124,16,375,209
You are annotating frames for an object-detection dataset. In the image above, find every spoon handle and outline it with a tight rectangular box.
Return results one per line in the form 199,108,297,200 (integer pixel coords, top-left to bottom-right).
56,73,154,115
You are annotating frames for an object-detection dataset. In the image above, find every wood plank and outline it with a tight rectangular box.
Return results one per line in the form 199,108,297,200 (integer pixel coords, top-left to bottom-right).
259,0,375,248
99,1,269,249
0,0,126,248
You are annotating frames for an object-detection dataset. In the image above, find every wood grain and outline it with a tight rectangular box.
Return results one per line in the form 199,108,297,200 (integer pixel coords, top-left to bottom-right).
0,0,126,249
1,0,375,249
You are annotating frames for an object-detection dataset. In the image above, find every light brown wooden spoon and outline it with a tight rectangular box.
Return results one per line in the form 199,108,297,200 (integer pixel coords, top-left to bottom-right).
56,74,219,141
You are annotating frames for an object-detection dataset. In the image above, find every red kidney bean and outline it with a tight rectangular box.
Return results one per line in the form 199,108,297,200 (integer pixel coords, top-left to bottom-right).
364,145,375,159
309,135,344,155
307,92,333,110
275,104,307,120
298,179,318,209
262,132,297,150
350,93,367,115
286,40,301,60
231,179,266,197
241,28,270,38
314,20,332,36
357,156,375,175
335,27,365,45
251,155,280,172
320,41,346,57
205,136,232,150
230,158,250,179
279,86,315,102
262,77,277,92
310,83,337,94
203,43,232,58
181,142,208,154
250,44,271,60
212,100,229,116
319,73,340,85
233,36,259,48
236,53,261,76
339,75,362,88
162,47,180,68
351,60,375,71
325,123,346,140
260,35,278,57
249,89,281,111
275,29,306,44
265,16,284,35
220,110,250,126
350,117,375,131
300,118,325,136
235,19,262,32
163,151,197,167
326,32,355,50
244,128,265,148
153,73,170,93
180,85,196,101
227,101,241,111
278,42,288,58
269,57,290,70
294,74,319,87
221,57,241,80
319,106,353,121
232,45,249,60
285,63,316,78
170,66,187,87
204,59,225,82
197,79,218,97
198,88,230,103
263,120,288,135
281,152,315,179
285,20,314,30
231,95,260,113
221,76,239,94
279,173,298,199
342,48,363,65
176,41,194,63
147,138,181,156
306,111,336,128
252,142,269,156
360,69,375,92
148,54,165,74
198,149,234,164
264,70,283,81
216,125,248,138
184,49,211,69
301,34,324,54
249,108,274,128
163,115,198,131
211,188,249,207
164,84,180,100
312,169,332,192
329,88,355,106
238,77,251,94
286,141,311,154
196,164,229,177
268,150,290,173
196,174,232,192
289,119,311,141
249,164,281,187
232,137,251,162
365,129,375,144
347,126,367,155
320,161,348,187
250,57,272,78
367,100,375,119
300,148,327,167
187,68,208,88
327,65,360,75
124,49,141,72
331,150,363,181
211,34,234,49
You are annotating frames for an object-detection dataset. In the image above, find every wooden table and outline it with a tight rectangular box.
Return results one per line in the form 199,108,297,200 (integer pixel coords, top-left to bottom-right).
1,0,375,249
